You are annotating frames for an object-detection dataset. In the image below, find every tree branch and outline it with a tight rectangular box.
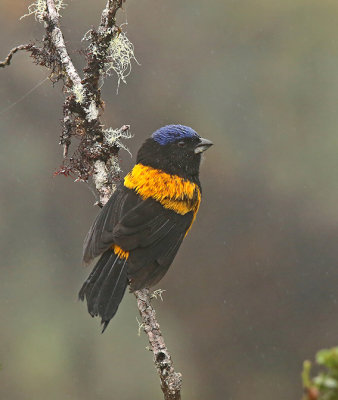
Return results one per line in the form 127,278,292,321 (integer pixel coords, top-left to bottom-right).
0,44,39,68
135,289,182,400
43,0,125,204
100,0,124,30
3,1,182,398
45,0,82,88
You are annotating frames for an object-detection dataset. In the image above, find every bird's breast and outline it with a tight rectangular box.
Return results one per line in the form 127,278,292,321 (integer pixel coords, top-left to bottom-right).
124,163,201,216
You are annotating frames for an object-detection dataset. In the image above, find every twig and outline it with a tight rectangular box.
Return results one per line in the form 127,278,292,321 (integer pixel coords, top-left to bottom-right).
135,289,182,400
0,44,37,68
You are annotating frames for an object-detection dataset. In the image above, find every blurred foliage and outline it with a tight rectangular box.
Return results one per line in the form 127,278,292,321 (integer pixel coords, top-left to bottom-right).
303,348,338,400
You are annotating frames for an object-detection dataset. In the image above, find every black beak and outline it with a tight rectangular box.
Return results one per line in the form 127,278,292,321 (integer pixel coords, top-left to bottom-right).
194,137,213,154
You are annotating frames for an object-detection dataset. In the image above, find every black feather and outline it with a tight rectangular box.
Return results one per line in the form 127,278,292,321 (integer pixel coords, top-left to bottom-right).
79,249,128,328
128,232,185,291
78,250,111,301
83,187,138,263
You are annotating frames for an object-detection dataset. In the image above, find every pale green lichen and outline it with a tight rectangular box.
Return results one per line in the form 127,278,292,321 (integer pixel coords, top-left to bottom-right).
73,83,85,104
104,127,133,155
110,157,122,178
86,100,99,121
151,289,166,301
136,317,144,337
105,31,139,91
93,160,109,187
82,27,138,93
20,0,66,22
82,30,97,50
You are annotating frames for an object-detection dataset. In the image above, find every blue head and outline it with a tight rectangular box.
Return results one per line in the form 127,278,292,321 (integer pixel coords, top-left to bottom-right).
152,124,200,145
137,124,212,179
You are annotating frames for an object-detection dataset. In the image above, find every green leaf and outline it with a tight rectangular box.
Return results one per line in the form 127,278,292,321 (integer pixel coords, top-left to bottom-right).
314,374,338,389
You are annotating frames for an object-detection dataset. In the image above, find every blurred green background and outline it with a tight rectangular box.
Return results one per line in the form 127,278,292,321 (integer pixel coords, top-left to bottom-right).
1,1,338,399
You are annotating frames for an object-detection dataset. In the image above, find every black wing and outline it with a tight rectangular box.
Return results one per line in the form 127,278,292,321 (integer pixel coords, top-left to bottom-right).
112,197,194,290
83,185,140,263
83,185,194,290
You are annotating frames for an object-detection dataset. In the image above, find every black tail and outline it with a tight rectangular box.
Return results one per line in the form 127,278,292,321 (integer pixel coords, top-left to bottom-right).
79,249,128,333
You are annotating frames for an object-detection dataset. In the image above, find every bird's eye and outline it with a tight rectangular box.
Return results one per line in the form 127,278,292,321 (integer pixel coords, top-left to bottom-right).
177,141,186,147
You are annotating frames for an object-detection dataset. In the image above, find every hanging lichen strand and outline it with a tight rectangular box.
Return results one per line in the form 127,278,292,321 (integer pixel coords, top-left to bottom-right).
21,0,66,22
83,28,138,93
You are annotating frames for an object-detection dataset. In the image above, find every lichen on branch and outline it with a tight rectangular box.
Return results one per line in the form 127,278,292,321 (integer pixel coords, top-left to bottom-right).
83,27,138,91
20,0,66,22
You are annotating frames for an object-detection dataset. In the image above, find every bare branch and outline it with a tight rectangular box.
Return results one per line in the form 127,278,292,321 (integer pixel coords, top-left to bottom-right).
0,44,37,68
135,289,182,400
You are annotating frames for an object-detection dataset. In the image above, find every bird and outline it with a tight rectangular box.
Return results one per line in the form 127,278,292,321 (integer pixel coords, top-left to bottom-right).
79,124,213,332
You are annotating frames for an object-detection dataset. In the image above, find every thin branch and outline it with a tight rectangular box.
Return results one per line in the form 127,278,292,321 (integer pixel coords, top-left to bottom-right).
99,0,124,31
82,0,123,95
135,289,182,400
0,44,36,68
